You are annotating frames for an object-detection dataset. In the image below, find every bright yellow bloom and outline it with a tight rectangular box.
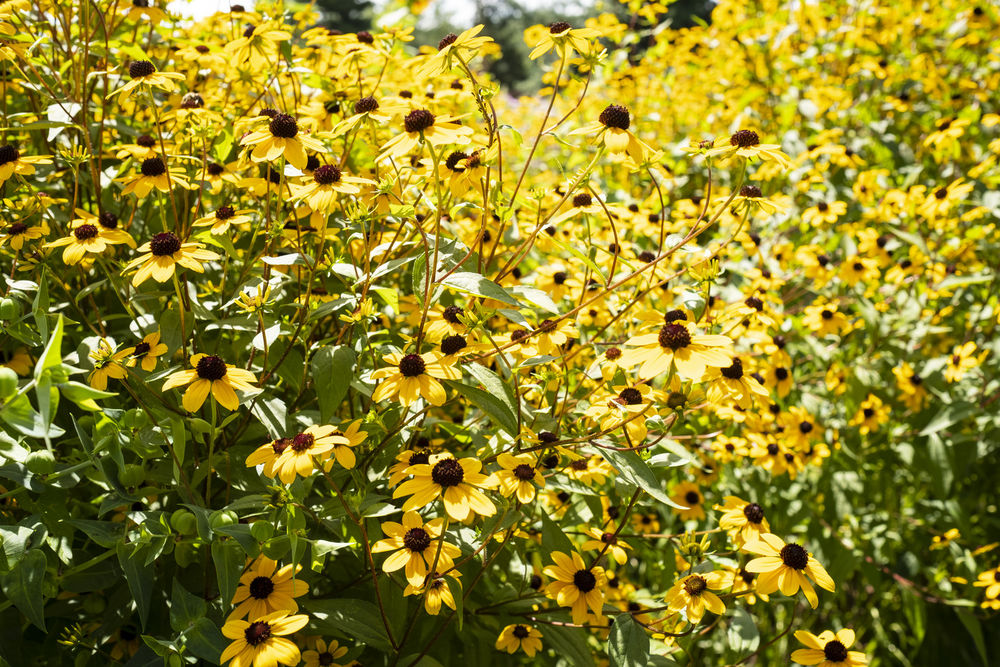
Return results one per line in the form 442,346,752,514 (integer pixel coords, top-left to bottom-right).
161,354,257,412
123,232,219,286
271,425,352,484
792,629,867,666
495,624,543,657
542,550,606,625
744,534,835,608
393,454,498,521
371,351,460,407
229,556,308,621
372,510,459,586
663,571,728,622
220,611,307,667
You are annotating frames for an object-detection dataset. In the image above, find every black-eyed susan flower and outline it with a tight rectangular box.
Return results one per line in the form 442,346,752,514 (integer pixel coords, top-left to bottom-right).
419,26,493,77
229,556,307,620
224,21,292,70
321,420,368,472
495,452,545,503
670,481,706,521
791,629,867,667
271,426,352,484
944,341,982,382
302,638,348,667
973,565,1000,610
622,318,732,381
69,209,135,248
124,331,167,372
571,104,655,163
528,21,600,60
663,571,727,623
703,358,769,409
240,113,325,171
0,145,52,186
245,437,292,479
581,526,632,565
378,109,473,162
743,534,835,608
714,496,770,547
706,129,791,169
405,573,459,616
44,222,111,265
393,454,498,521
0,220,47,250
193,206,254,236
290,165,372,213
118,156,191,198
220,611,307,667
802,301,852,337
108,60,184,99
123,232,219,286
88,340,132,391
495,624,543,657
542,550,607,625
370,351,460,407
161,354,257,412
372,510,459,586
584,384,653,443
848,394,889,435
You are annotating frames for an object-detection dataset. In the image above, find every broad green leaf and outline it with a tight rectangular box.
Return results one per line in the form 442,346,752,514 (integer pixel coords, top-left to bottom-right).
309,598,393,652
439,272,520,307
448,381,518,435
211,538,245,608
544,625,595,667
608,614,650,667
0,548,47,631
117,542,153,629
310,346,356,421
69,519,123,548
726,607,759,656
58,381,116,411
599,447,685,508
956,610,988,666
170,580,207,632
185,617,228,665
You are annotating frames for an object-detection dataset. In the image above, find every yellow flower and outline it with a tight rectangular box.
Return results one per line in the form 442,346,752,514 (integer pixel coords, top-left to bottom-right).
973,565,1000,610
944,341,982,382
302,638,348,667
229,556,308,621
542,550,606,625
161,354,257,412
581,526,632,565
271,425,352,484
193,206,255,236
240,112,326,171
670,481,705,521
69,209,135,248
495,624,543,657
622,317,733,380
802,301,852,337
117,157,191,198
495,452,546,503
848,394,889,435
372,510,459,586
404,574,459,615
321,420,368,472
220,611,307,667
107,60,184,99
378,109,473,162
246,437,294,479
123,232,219,286
706,129,791,169
124,331,168,372
571,104,655,163
44,222,111,265
0,144,52,186
393,454,498,521
791,629,867,666
663,571,727,623
224,22,292,70
714,496,770,547
370,351,460,407
290,165,372,213
703,358,769,409
87,340,132,391
528,21,600,60
419,25,493,77
743,534,835,608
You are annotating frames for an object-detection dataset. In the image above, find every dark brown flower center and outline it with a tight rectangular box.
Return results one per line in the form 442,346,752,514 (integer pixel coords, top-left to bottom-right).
354,96,378,114
140,157,166,177
74,224,99,241
313,165,342,185
215,206,235,220
572,192,592,207
243,621,271,646
605,347,622,360
444,151,468,172
820,309,834,320
618,387,643,405
408,450,430,466
440,335,466,356
136,134,157,148
598,104,631,130
271,438,292,455
398,354,426,377
740,184,762,198
0,145,18,165
573,568,596,592
767,443,780,455
934,187,948,200
742,503,765,524
729,129,760,147
685,491,700,504
779,543,809,570
823,640,849,662
195,354,227,381
404,109,435,133
248,575,275,599
512,464,535,481
132,342,151,358
683,575,707,596
403,527,432,552
129,60,156,78
438,33,458,50
664,309,687,323
549,21,571,34
356,30,373,44
658,323,691,350
269,113,298,138
149,231,181,256
291,432,314,452
720,358,744,379
431,458,464,487
512,624,530,639
318,652,335,666
510,329,530,344
442,305,463,323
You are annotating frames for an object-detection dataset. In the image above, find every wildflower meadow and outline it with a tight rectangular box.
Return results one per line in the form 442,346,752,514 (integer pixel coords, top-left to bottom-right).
0,0,998,665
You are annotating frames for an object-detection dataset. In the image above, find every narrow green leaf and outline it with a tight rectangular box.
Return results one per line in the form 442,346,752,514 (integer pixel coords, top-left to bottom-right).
448,381,518,435
33,314,63,380
439,272,521,307
117,542,153,629
599,447,685,508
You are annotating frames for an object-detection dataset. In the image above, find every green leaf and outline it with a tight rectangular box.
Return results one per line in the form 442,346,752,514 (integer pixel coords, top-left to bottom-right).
726,607,759,656
956,610,988,666
250,394,287,439
447,381,518,435
544,625,595,667
310,346,356,422
608,614,649,667
211,538,245,609
0,548,47,631
170,580,206,632
439,272,520,307
309,598,392,652
58,381,116,411
33,313,63,380
465,363,516,415
599,447,685,508
69,519,124,548
539,510,576,555
117,542,153,629
185,617,228,665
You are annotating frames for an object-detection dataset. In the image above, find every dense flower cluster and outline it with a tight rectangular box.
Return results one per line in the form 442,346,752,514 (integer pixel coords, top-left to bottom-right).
0,0,998,665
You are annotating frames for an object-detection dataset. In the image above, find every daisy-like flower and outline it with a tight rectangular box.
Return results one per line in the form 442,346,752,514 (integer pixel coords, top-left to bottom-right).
792,629,867,667
528,21,600,60
44,222,111,265
802,301,852,337
220,611,307,667
193,205,254,236
584,384,653,444
405,573,459,615
495,624,543,658
240,112,326,171
571,104,655,163
495,452,546,503
372,510,460,586
321,420,368,472
848,393,889,435
706,129,791,169
419,26,493,78
581,526,632,565
703,358,769,409
290,164,372,213
229,556,308,621
118,156,191,198
528,318,578,357
302,638,348,667
124,331,168,372
734,184,783,215
944,341,981,382
271,426,352,484
714,496,770,547
803,200,847,227
331,95,409,137
225,22,292,70
378,109,473,162
0,145,52,186
246,437,293,479
663,571,728,623
123,232,219,286
973,565,1000,610
88,340,132,391
392,453,498,521
743,534,835,608
108,60,184,99
69,209,135,248
370,351,460,407
542,550,607,625
161,354,257,412
670,481,706,521
622,317,733,381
